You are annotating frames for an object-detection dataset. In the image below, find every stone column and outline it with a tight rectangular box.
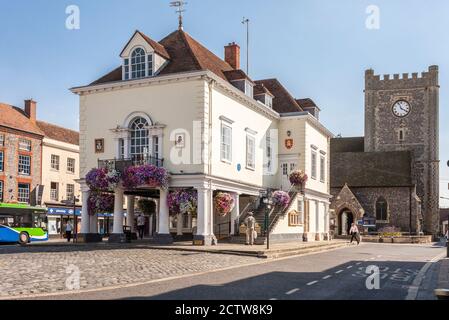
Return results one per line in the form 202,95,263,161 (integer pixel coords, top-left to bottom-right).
177,213,183,236
230,193,240,236
89,214,98,234
126,195,136,233
153,189,173,244
194,187,214,246
80,189,90,234
109,187,125,243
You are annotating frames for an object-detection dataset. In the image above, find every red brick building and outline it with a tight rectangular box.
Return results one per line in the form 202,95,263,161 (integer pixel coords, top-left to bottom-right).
0,100,44,206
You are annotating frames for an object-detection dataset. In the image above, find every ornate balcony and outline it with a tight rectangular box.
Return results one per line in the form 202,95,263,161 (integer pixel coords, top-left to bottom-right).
98,156,164,173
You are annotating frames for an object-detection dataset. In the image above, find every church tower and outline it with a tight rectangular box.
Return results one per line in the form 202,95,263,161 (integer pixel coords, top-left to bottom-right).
364,66,440,235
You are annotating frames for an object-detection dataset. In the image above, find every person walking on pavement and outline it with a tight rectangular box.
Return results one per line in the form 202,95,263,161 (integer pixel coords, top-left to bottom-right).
65,221,73,243
349,223,360,245
245,212,257,246
137,214,145,240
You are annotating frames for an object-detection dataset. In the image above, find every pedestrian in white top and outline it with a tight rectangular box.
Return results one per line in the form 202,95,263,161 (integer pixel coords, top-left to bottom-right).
245,212,257,246
349,223,360,245
65,222,73,243
137,214,146,240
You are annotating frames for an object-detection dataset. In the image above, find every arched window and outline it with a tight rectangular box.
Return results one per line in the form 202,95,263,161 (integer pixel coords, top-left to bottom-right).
129,117,150,163
376,197,388,221
131,48,146,79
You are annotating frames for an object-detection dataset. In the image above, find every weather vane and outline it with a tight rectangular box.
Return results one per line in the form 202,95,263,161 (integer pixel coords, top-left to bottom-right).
170,1,187,30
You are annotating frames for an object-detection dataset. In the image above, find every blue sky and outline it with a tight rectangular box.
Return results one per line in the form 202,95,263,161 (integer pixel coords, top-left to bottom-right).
0,0,448,205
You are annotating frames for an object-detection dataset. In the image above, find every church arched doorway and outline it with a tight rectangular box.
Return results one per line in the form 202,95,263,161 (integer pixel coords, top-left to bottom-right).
338,209,354,235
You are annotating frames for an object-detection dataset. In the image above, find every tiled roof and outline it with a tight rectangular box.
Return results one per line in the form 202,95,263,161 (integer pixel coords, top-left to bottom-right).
36,121,79,146
0,103,44,136
330,150,412,188
254,83,274,97
223,69,254,84
255,79,303,114
158,30,234,80
296,98,320,110
91,29,235,86
331,137,365,153
135,30,171,60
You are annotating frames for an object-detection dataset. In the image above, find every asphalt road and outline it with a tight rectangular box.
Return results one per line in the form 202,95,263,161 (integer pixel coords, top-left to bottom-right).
29,242,446,300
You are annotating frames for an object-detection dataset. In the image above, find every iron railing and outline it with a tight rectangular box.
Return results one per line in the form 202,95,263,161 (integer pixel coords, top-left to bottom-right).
98,156,164,172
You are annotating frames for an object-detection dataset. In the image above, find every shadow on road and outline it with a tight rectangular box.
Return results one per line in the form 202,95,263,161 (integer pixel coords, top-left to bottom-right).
117,260,432,300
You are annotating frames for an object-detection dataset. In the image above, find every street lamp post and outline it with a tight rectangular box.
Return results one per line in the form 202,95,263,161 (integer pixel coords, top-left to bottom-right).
262,191,273,250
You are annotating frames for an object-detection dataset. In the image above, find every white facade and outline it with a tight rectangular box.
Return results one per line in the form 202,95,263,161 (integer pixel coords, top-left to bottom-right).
41,137,81,236
72,31,333,245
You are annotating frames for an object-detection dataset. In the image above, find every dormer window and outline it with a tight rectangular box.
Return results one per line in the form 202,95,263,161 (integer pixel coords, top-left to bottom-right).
123,48,154,80
244,80,254,98
266,95,273,108
131,48,146,79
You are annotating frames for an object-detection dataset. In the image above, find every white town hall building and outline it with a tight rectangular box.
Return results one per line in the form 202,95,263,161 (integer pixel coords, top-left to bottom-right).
71,27,333,245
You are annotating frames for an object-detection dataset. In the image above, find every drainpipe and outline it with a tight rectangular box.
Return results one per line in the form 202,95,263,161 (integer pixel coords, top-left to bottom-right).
207,79,215,242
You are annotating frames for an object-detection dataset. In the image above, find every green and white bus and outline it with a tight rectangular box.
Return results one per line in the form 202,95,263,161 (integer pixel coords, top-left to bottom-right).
0,203,48,244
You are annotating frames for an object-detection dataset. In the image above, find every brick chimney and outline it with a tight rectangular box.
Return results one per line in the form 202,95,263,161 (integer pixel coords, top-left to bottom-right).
225,42,240,70
24,99,37,123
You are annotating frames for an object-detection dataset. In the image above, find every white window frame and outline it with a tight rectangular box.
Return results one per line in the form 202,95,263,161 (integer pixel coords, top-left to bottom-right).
18,183,30,204
0,134,4,146
66,184,75,202
18,155,31,176
51,154,60,171
311,150,317,180
266,95,273,108
0,151,3,172
67,158,75,174
123,47,154,80
50,182,59,201
265,134,272,173
245,80,254,98
220,123,232,163
246,134,256,170
320,155,326,183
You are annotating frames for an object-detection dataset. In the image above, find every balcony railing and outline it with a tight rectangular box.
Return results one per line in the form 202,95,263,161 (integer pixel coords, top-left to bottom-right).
98,156,164,173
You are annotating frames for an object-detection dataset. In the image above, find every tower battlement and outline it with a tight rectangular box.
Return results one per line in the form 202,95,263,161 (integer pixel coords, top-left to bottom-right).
365,66,439,90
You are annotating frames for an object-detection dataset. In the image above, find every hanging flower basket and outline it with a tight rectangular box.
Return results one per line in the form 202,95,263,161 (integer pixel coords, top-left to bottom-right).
86,168,121,192
167,190,198,217
87,192,114,216
214,192,235,217
289,170,308,189
122,165,169,190
272,190,291,208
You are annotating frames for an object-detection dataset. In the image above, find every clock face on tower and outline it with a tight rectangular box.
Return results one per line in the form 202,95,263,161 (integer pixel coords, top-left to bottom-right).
392,100,411,118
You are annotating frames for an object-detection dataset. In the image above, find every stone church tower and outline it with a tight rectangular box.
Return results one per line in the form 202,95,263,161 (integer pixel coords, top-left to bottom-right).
364,66,440,234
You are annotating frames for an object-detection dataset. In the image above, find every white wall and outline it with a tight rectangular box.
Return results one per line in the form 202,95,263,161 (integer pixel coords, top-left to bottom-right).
80,79,206,177
41,137,80,204
210,85,278,188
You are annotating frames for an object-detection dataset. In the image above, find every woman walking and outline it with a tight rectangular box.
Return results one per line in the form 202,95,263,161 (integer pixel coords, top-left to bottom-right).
349,223,360,245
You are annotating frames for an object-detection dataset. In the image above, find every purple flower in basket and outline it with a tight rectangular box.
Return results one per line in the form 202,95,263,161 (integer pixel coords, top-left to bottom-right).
88,192,114,216
86,168,121,191
272,190,291,208
167,189,198,216
123,165,169,190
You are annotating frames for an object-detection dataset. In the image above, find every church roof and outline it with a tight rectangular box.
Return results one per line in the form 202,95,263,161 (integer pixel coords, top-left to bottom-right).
330,150,413,188
331,137,365,153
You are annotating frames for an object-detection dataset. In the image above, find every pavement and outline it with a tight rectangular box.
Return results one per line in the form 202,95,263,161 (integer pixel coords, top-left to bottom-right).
25,238,350,258
0,241,446,300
